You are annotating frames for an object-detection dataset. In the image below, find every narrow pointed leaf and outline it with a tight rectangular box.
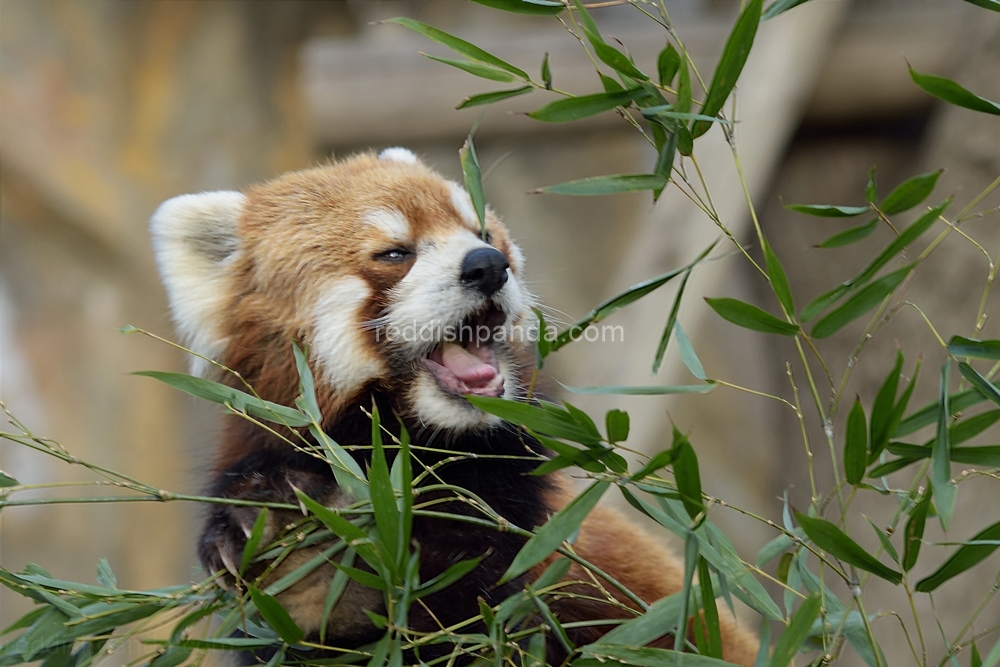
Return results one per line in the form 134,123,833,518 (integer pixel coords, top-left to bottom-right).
415,557,483,598
531,174,666,196
961,0,1000,10
933,363,956,529
673,430,703,520
466,396,602,445
248,586,304,646
705,297,800,336
561,383,715,395
816,219,878,248
423,54,518,82
769,594,821,667
657,44,680,86
879,170,941,215
795,513,902,584
457,85,533,109
0,471,20,488
916,519,1000,591
763,239,794,314
460,134,487,235
762,0,814,20
652,268,692,374
948,336,1000,360
500,481,610,583
469,0,564,14
870,351,903,461
133,371,309,427
811,264,913,339
692,0,764,138
583,31,647,81
910,66,1000,115
896,386,984,437
844,398,867,485
527,89,650,122
865,167,878,203
902,491,930,571
785,204,868,218
541,52,552,89
387,18,528,79
368,408,401,573
675,323,707,380
241,508,270,575
958,362,1000,409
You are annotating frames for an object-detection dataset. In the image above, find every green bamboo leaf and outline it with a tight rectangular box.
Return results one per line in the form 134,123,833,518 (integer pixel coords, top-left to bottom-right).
652,268,692,375
816,219,878,249
762,0,814,20
176,637,277,650
133,371,309,427
769,594,821,667
692,0,764,138
593,589,690,647
844,398,867,485
811,264,913,339
500,481,611,583
902,491,930,571
675,323,707,381
867,517,899,564
240,508,269,575
878,170,942,215
386,18,529,79
414,557,483,598
697,557,723,658
763,238,794,314
657,43,680,86
248,586,303,646
865,167,878,203
95,559,117,590
652,128,677,200
962,0,1000,10
952,446,1000,467
560,383,715,395
600,73,624,93
530,173,666,196
526,584,574,654
149,647,192,667
368,408,401,574
423,54,518,82
294,490,383,573
910,66,1000,115
869,351,904,462
460,134,487,236
551,240,717,351
958,362,1000,410
466,396,602,445
673,429,704,521
933,362,956,531
605,409,630,444
0,471,19,488
916,519,1000,592
541,52,552,90
584,32,647,81
948,336,1000,360
456,85,533,110
795,513,902,584
527,89,650,122
469,0,564,14
582,645,734,667
631,449,676,483
705,297,800,336
951,409,1000,444
785,203,869,218
896,386,983,437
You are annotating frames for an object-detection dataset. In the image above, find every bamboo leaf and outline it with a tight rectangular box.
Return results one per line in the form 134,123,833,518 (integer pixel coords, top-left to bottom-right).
134,371,309,427
386,18,529,79
961,0,1000,11
605,409,630,444
560,383,715,395
762,0,814,20
810,264,914,339
867,518,899,564
763,238,794,314
769,594,821,667
675,323,707,381
248,586,304,646
240,508,269,575
0,471,18,488
869,351,904,461
541,52,552,90
933,363,956,530
423,54,519,82
705,297,800,336
879,170,942,215
368,407,401,574
916,519,1000,592
673,429,704,521
469,0,564,14
902,491,930,571
460,134,487,236
657,43,680,86
796,513,902,584
527,89,650,122
865,167,878,203
948,336,1000,360
414,557,483,598
844,398,868,485
500,481,610,583
785,204,869,218
651,268,692,375
910,66,1000,115
530,174,666,196
816,219,878,249
692,0,764,138
466,396,602,445
456,85,533,109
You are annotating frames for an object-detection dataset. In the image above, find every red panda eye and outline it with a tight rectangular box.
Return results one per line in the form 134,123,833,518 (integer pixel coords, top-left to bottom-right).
484,231,493,245
375,248,413,263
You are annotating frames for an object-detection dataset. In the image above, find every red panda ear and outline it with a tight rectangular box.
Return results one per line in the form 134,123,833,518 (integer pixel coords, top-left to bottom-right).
378,147,420,165
149,191,246,377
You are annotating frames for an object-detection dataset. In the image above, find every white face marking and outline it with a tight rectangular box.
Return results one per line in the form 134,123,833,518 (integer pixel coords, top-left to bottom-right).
378,147,419,165
311,276,387,394
149,191,246,376
447,181,481,233
363,209,411,243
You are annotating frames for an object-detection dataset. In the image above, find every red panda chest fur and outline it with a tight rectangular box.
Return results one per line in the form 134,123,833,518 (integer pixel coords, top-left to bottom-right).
149,148,759,665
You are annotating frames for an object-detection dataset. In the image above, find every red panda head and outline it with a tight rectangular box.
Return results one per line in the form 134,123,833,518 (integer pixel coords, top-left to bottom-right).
150,148,536,432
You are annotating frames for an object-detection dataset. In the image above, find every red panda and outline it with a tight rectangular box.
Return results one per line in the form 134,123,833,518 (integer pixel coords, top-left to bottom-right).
150,148,759,665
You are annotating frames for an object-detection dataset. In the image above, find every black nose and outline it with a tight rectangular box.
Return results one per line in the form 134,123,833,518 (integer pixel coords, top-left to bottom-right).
460,247,509,296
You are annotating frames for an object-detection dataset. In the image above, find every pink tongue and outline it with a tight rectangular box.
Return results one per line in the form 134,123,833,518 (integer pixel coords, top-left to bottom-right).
440,342,497,386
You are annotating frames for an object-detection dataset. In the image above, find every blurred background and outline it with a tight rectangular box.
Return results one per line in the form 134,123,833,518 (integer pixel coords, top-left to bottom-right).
2,0,999,662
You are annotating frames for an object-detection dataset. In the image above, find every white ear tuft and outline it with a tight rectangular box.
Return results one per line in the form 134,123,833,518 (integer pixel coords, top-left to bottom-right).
378,147,419,165
149,191,246,376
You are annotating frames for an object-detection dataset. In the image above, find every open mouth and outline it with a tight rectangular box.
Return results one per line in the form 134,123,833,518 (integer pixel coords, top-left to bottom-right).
422,305,506,398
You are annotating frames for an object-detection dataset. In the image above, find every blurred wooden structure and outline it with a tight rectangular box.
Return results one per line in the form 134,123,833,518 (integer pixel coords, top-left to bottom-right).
1,1,998,662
